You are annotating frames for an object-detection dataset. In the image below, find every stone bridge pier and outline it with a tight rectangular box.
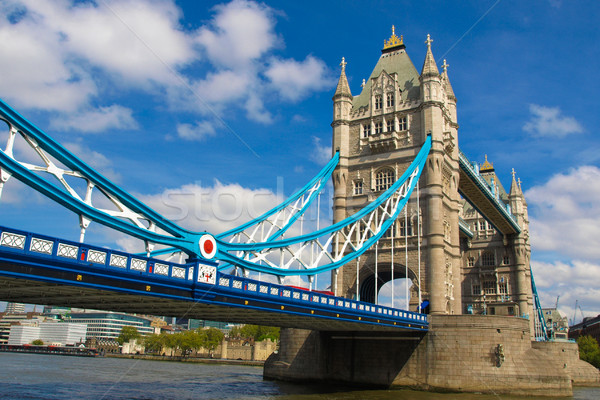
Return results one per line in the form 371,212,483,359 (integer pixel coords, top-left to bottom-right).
264,315,600,396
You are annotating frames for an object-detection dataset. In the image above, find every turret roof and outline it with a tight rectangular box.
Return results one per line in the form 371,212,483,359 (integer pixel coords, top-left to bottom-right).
420,34,439,78
334,57,352,98
352,29,420,109
441,59,456,100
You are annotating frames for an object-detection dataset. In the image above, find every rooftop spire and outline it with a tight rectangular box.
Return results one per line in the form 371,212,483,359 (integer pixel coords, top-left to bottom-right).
510,168,519,195
421,34,439,77
382,25,405,53
441,59,456,100
334,56,352,99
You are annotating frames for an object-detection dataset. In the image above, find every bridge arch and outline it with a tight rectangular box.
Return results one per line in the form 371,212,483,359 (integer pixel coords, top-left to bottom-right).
357,261,419,307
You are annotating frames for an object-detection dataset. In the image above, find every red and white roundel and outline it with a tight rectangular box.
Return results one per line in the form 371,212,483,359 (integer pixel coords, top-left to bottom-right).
199,234,217,259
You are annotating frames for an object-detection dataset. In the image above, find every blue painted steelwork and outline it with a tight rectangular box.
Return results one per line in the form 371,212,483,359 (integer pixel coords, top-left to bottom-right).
531,270,549,341
214,135,431,275
0,225,428,331
217,152,339,242
0,96,431,278
0,98,203,255
458,150,521,233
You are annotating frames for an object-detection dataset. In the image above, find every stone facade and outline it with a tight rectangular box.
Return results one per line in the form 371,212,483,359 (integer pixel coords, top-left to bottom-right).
331,28,533,322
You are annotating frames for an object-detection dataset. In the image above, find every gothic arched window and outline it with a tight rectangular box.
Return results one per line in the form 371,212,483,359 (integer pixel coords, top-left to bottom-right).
375,168,395,192
386,92,395,107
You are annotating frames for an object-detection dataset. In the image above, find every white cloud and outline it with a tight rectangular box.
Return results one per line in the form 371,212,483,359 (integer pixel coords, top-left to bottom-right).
523,104,584,137
309,136,332,165
0,0,332,139
195,0,278,68
532,259,600,323
0,7,96,112
139,180,282,234
526,165,600,260
22,0,194,85
265,56,333,101
0,0,198,112
527,165,600,322
50,105,138,133
176,121,217,141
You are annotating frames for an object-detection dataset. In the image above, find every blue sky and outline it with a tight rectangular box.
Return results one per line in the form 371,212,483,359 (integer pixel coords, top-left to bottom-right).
0,0,598,322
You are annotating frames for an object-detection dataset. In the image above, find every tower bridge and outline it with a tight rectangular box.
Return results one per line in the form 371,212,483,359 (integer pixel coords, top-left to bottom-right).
0,27,598,396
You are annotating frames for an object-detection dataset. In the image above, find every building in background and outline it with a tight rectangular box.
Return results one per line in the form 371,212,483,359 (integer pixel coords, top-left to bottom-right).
7,321,87,346
5,302,26,314
569,314,600,344
542,308,569,340
66,311,153,340
0,312,43,344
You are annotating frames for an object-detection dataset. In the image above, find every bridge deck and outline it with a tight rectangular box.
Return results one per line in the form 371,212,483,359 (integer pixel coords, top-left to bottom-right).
458,151,521,235
0,226,427,332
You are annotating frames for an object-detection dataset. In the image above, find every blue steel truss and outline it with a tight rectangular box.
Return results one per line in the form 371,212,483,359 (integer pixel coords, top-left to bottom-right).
531,270,549,341
0,96,430,279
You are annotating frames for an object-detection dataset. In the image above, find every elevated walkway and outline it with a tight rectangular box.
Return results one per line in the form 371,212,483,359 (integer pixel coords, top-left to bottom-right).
0,225,427,333
458,150,520,235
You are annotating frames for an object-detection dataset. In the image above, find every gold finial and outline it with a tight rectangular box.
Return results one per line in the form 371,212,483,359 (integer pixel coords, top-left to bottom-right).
480,154,494,172
340,57,347,73
383,26,404,50
425,34,433,49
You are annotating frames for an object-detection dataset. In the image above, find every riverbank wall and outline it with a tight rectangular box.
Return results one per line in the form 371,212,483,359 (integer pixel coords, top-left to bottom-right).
107,353,264,367
264,315,600,396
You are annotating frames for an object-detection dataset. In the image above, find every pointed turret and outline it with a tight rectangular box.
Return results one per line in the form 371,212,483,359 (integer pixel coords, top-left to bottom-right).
419,34,442,105
509,168,519,196
421,34,440,78
333,57,352,100
441,59,456,101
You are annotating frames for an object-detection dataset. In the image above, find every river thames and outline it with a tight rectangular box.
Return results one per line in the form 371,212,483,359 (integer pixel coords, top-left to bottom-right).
1,353,598,399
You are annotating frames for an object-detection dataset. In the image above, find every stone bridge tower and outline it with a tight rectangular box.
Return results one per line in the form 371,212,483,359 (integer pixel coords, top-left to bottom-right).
332,28,461,315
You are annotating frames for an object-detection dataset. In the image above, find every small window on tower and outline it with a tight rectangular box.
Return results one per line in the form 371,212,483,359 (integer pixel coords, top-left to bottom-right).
398,116,407,131
375,168,395,191
468,257,474,267
482,251,495,267
353,180,363,195
400,219,413,236
386,93,395,107
503,255,510,265
374,95,383,110
498,278,509,295
362,124,371,138
375,121,383,134
387,119,394,132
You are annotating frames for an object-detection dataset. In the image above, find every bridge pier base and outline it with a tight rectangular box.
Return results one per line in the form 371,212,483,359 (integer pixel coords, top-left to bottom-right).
265,315,599,396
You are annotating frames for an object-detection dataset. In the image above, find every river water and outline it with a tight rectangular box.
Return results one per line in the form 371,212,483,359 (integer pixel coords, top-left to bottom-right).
0,353,598,400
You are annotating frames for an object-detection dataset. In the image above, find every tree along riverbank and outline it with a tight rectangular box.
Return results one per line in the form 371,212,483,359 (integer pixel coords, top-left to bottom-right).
106,353,264,366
